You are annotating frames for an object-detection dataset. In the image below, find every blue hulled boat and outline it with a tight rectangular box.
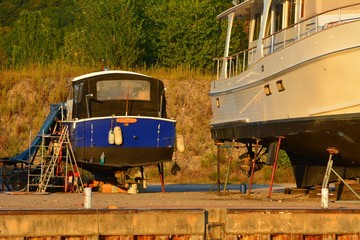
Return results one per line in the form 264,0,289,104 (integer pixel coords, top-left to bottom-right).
62,70,178,186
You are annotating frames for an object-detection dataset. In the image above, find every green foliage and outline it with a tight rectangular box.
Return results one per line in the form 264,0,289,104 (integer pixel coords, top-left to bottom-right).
0,0,232,70
10,10,54,67
277,150,292,169
0,0,76,68
146,0,226,70
61,0,144,68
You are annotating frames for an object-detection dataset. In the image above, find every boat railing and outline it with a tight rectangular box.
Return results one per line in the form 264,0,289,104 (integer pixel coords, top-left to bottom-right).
263,3,360,56
214,3,360,80
213,47,256,80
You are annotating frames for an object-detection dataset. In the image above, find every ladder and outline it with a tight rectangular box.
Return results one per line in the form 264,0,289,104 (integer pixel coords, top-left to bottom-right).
36,125,83,193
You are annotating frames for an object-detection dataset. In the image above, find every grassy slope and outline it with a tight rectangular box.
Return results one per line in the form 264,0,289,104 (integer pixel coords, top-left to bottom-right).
0,64,294,185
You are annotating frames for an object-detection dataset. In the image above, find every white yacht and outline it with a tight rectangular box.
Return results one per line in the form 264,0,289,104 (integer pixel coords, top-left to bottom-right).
210,0,360,187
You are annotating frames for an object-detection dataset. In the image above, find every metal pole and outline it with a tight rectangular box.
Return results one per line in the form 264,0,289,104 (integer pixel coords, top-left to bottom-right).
331,168,360,200
248,140,259,195
322,152,335,189
217,144,221,193
321,147,340,208
224,140,235,193
268,137,283,198
158,163,165,193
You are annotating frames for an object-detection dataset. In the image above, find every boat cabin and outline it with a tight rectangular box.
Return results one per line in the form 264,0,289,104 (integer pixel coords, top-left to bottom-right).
216,0,360,79
66,71,166,120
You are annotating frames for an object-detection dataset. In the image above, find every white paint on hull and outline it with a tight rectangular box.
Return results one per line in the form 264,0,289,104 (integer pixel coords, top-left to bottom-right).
210,22,360,126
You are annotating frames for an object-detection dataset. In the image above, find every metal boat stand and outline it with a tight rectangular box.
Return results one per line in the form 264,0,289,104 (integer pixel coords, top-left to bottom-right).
157,163,165,193
268,137,284,198
322,147,360,200
210,141,241,193
247,139,260,195
223,140,236,193
209,143,225,193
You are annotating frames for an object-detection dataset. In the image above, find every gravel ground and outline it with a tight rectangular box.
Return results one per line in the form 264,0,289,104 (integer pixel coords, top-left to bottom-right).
1,184,359,210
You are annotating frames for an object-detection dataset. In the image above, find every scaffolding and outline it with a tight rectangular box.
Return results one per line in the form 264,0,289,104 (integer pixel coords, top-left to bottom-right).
27,125,84,193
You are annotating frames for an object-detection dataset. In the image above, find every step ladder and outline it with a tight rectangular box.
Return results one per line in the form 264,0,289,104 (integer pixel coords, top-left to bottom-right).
36,125,83,193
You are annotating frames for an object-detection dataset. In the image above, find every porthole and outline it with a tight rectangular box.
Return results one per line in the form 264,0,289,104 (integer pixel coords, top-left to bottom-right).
216,98,220,108
276,80,285,92
264,84,271,96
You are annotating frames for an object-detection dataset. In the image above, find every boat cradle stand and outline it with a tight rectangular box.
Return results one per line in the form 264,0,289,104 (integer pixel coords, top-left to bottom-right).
322,147,360,202
247,137,284,198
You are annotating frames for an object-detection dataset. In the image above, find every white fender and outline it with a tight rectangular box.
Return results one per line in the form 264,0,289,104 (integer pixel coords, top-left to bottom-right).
108,129,115,144
114,126,123,145
176,134,185,153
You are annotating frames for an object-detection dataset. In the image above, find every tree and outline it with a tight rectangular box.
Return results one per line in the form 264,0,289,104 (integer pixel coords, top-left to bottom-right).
0,0,76,68
145,0,229,70
61,0,144,68
10,10,54,67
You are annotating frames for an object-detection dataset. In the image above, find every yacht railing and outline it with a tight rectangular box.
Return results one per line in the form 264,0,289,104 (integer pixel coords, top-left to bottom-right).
214,3,360,80
214,47,256,81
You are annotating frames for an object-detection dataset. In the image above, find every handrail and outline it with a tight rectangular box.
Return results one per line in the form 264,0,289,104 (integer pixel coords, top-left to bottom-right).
265,3,360,42
213,47,256,80
262,3,360,55
214,3,360,80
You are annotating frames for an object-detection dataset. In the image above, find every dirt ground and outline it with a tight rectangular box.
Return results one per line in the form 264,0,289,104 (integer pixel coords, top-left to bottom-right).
0,184,359,210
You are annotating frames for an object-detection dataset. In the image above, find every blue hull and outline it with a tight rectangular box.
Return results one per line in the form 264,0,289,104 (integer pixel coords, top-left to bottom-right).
64,116,176,169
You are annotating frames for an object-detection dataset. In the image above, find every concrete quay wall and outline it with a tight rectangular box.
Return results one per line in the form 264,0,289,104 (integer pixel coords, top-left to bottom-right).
0,208,359,239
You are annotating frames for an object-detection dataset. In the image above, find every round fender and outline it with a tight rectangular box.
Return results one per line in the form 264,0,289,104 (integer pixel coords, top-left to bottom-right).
114,126,123,145
176,134,185,153
108,129,115,144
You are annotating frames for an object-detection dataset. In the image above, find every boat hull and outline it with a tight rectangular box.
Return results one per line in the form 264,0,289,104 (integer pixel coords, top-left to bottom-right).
211,113,360,187
64,116,176,172
210,24,360,187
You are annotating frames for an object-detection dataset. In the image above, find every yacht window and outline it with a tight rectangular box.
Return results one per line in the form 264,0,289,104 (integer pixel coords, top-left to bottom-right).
274,3,283,32
253,13,261,41
300,0,304,18
287,0,296,26
96,80,150,101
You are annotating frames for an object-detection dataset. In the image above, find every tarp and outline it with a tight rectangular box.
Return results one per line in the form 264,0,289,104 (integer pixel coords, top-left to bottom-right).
10,103,64,163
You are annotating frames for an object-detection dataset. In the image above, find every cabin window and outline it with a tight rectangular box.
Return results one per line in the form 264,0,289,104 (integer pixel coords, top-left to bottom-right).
287,0,296,26
96,80,150,101
73,82,84,118
274,3,283,32
252,13,261,41
74,82,84,105
67,84,73,101
300,0,304,18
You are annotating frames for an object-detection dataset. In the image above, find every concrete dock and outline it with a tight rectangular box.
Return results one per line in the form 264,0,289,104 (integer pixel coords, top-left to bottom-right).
0,184,359,239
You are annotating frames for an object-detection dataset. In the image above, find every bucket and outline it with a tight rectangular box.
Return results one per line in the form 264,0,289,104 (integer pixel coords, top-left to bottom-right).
321,188,329,208
240,184,247,194
127,183,138,194
84,187,92,209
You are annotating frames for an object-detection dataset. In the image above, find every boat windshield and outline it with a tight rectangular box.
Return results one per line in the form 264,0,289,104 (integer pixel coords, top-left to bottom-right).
96,79,150,101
